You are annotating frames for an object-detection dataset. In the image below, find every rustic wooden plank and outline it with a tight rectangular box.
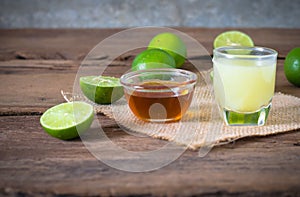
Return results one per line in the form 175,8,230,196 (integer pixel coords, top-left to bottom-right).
0,59,131,114
0,29,123,61
0,115,299,196
1,28,299,61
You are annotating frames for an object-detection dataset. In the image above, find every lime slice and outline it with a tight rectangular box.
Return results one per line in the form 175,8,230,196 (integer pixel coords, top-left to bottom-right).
132,48,176,71
80,76,124,104
148,32,187,68
213,31,254,49
40,101,94,140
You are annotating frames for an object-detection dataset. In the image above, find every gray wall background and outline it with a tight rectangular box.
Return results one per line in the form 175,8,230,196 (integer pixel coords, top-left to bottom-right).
1,0,300,28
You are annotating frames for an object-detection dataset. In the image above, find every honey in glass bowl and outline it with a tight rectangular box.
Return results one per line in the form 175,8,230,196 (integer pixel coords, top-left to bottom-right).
121,69,197,123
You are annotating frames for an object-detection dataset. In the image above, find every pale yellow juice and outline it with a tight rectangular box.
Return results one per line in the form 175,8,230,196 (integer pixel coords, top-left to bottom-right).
213,59,276,113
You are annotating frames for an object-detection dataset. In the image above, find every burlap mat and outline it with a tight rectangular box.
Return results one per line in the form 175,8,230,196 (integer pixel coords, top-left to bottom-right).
66,84,300,150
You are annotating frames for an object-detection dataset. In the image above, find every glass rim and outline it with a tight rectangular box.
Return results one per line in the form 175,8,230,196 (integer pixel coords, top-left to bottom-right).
213,46,278,60
120,68,198,89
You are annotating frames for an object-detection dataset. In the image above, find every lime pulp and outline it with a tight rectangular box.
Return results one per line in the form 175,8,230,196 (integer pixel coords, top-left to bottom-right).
40,101,94,140
213,30,254,49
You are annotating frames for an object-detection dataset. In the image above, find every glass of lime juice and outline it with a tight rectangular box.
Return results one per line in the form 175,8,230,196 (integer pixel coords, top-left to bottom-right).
213,46,278,126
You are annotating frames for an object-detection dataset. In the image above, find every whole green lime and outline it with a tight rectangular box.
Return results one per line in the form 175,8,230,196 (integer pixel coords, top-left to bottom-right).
148,32,187,68
132,48,176,71
80,76,124,104
284,47,300,87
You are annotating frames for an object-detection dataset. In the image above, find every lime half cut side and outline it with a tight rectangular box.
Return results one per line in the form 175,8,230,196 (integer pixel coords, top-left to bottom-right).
213,31,254,49
80,76,124,104
40,101,94,140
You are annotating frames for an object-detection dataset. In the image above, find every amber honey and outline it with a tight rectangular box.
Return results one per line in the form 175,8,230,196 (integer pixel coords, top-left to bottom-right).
124,81,194,122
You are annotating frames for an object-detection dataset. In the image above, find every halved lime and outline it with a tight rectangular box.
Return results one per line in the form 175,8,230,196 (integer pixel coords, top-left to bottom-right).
40,101,94,140
213,31,254,49
132,48,176,71
148,32,187,68
80,76,124,104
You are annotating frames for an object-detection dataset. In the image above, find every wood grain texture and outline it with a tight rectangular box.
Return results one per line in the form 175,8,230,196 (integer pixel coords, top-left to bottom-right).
1,115,299,196
0,28,300,196
0,28,299,61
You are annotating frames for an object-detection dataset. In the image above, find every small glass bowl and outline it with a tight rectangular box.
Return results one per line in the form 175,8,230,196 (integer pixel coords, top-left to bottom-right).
120,68,197,123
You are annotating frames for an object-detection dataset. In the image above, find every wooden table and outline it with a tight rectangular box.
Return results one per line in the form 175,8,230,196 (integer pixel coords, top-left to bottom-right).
0,28,299,196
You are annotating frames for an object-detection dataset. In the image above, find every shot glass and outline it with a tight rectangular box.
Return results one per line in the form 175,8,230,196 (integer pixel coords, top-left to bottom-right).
213,46,278,126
